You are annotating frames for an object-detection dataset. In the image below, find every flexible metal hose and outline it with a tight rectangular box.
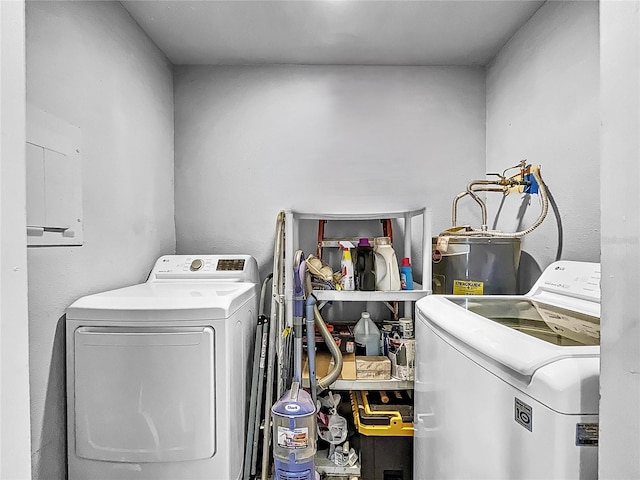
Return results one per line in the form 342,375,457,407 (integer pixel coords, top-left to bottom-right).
446,166,549,239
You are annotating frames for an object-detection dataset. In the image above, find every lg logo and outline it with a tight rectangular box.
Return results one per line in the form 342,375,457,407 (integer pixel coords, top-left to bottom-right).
515,398,533,432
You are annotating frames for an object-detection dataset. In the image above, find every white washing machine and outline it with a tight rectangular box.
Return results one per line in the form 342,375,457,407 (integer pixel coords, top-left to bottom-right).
414,261,600,480
66,255,259,480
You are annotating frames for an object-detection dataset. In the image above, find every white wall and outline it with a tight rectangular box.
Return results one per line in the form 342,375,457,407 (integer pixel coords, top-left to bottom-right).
174,65,486,277
486,0,600,290
1,1,33,478
599,1,640,478
22,2,626,478
26,2,175,477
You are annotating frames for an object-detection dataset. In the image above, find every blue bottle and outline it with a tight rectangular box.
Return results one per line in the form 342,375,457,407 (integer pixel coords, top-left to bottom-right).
400,257,414,290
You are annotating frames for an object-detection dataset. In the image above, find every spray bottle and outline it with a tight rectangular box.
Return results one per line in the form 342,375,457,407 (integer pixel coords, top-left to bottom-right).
339,241,355,291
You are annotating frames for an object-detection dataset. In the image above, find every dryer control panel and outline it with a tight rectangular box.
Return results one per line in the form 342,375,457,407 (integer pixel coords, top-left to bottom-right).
149,255,259,283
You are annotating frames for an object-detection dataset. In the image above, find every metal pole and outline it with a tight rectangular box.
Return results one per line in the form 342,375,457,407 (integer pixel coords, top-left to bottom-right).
260,211,285,480
250,318,270,476
243,315,265,480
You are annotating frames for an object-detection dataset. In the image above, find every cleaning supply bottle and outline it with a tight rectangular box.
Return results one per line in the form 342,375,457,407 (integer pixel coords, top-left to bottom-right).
373,237,401,291
353,312,381,356
339,241,355,291
355,238,376,291
400,257,414,290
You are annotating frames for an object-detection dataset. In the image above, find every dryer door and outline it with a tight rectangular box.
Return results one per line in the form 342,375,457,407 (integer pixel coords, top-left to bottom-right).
74,327,215,463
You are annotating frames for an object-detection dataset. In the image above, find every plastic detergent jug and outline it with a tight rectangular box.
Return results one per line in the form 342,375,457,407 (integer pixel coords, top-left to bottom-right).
373,237,401,291
353,312,381,356
355,238,376,291
400,257,414,290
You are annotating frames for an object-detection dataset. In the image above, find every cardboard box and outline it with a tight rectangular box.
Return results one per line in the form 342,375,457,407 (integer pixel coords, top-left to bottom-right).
303,351,356,381
330,352,356,380
355,356,391,380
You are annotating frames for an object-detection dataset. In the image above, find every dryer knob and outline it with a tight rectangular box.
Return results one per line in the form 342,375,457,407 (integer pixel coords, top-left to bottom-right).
190,259,204,271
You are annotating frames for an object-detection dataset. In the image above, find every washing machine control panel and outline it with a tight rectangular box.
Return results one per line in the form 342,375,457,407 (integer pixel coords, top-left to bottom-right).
529,261,601,303
149,255,259,283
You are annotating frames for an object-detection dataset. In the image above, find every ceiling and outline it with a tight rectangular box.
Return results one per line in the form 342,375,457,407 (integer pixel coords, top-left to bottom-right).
120,0,545,66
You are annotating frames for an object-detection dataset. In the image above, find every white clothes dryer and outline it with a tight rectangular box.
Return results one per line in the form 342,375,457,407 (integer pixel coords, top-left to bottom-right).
414,261,600,480
66,255,259,480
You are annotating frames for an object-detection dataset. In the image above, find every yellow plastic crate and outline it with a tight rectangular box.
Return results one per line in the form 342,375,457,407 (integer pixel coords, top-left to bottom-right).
350,390,413,437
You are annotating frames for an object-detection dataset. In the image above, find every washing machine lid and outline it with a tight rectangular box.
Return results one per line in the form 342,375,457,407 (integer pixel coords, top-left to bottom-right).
66,281,256,321
447,296,599,347
415,262,601,377
417,296,598,378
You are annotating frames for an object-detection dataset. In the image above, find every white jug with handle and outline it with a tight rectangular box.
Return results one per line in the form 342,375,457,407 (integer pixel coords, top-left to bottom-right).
373,237,401,291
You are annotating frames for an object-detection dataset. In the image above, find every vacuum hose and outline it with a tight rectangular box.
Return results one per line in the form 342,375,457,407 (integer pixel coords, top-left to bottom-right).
293,251,305,383
303,267,343,390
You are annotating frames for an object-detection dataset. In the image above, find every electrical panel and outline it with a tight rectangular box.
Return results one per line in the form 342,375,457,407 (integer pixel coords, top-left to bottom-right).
26,106,83,246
